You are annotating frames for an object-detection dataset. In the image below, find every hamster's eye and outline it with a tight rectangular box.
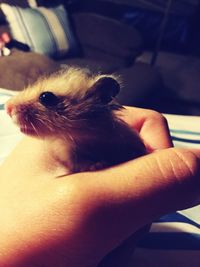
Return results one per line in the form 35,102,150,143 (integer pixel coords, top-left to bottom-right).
39,92,59,107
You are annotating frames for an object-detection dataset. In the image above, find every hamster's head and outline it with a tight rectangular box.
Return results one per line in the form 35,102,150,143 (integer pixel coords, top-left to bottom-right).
5,68,122,138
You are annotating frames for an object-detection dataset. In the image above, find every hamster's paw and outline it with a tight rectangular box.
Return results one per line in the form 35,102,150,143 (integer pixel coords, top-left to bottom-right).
89,162,107,171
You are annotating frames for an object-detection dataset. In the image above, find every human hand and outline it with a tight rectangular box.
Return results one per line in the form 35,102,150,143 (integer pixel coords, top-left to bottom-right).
0,107,199,267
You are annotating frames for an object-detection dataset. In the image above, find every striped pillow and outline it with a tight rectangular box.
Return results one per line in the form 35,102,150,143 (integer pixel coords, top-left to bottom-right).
1,4,79,59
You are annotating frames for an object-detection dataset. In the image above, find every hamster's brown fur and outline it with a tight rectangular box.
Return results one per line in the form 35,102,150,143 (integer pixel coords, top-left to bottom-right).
6,67,146,173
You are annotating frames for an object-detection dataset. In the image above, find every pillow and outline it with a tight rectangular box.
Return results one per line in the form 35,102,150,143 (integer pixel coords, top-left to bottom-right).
0,0,36,23
1,4,79,59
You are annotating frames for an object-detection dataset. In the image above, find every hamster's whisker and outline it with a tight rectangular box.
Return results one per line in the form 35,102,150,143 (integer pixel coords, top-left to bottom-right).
30,121,40,138
60,114,87,122
36,117,54,132
35,117,45,125
66,132,76,146
35,117,49,127
24,123,27,133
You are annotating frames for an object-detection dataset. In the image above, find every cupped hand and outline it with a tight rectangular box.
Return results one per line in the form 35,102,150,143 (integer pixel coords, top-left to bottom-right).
0,107,200,267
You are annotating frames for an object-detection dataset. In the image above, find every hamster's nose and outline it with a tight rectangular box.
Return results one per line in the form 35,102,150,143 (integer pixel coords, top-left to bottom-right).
5,103,13,117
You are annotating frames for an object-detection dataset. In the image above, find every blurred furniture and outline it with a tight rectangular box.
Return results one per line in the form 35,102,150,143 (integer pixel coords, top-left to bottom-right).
0,0,200,115
0,0,163,108
102,0,200,115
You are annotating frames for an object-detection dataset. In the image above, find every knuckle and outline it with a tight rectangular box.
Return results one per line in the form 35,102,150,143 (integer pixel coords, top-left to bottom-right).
155,148,200,209
151,111,166,122
170,148,200,180
158,114,168,126
147,110,167,124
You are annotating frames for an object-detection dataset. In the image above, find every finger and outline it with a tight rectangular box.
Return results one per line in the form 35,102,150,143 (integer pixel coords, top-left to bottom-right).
120,106,173,151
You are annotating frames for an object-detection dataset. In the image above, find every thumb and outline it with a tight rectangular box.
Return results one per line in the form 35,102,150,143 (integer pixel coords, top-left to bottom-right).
77,148,200,234
62,148,200,263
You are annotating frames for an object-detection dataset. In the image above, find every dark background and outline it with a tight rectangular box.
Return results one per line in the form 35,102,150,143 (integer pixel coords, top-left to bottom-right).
58,0,200,115
1,0,200,115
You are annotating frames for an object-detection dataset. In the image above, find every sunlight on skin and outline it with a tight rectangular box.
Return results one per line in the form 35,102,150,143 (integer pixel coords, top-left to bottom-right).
0,107,199,267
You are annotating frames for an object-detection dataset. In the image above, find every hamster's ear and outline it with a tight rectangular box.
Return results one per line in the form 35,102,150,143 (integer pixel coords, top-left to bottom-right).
88,77,120,104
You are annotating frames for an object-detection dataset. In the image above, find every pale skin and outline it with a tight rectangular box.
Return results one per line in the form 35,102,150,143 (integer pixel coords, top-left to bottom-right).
0,106,200,267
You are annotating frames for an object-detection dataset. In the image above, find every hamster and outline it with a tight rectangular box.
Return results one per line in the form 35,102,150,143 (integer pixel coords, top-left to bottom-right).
5,67,146,173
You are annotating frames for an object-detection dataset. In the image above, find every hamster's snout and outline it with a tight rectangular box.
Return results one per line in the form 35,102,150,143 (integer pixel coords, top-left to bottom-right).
5,102,13,117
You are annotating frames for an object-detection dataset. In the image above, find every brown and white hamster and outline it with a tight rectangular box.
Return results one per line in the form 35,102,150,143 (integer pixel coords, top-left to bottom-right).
5,67,146,173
